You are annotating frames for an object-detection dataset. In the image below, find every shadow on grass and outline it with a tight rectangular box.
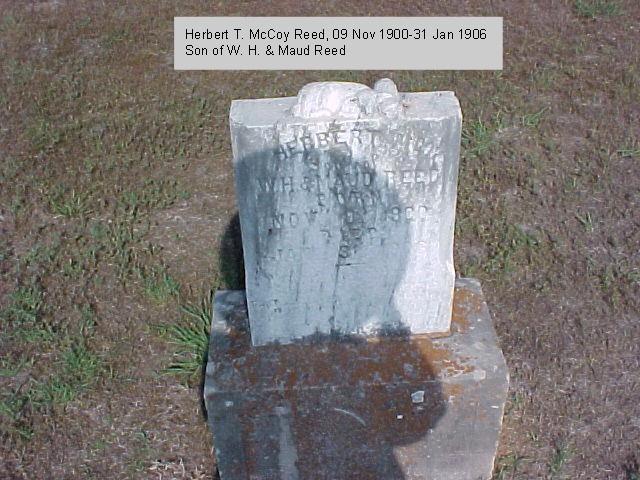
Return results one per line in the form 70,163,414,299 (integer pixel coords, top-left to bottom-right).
218,212,245,291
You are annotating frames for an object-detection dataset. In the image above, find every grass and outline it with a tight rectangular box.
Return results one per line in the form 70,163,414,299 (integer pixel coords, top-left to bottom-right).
504,392,525,416
22,242,59,268
521,108,547,128
530,67,559,91
462,116,496,158
118,179,186,217
482,222,540,276
0,356,33,377
79,304,97,335
1,278,102,442
2,284,56,343
576,211,595,232
549,443,573,478
563,174,580,193
104,217,148,280
0,392,33,440
48,188,92,218
597,260,639,307
141,266,180,303
624,461,640,480
0,342,101,441
163,292,213,380
28,351,98,407
4,285,43,325
26,117,61,153
617,146,640,158
574,0,622,18
61,343,101,389
493,453,525,479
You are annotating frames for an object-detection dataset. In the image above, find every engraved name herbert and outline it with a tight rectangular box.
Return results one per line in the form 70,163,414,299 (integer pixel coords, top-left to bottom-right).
254,121,446,265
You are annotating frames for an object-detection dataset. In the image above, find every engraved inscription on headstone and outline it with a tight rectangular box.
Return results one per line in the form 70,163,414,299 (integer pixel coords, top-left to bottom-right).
230,79,462,346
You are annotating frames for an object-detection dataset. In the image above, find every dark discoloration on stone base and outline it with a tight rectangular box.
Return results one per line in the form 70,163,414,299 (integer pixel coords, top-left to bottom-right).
205,278,508,480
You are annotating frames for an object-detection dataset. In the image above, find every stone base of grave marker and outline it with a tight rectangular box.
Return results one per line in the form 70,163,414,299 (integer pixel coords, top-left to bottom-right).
204,278,508,480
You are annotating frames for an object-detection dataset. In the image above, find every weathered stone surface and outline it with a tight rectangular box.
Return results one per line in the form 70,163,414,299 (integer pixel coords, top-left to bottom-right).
205,278,509,480
231,80,462,346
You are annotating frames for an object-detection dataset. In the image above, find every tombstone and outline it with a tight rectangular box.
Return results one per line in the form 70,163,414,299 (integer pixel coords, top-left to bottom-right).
231,79,460,346
205,80,508,480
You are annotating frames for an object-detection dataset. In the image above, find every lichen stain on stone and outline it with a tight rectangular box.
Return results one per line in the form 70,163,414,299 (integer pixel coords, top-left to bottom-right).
451,285,485,334
443,383,465,400
217,285,483,393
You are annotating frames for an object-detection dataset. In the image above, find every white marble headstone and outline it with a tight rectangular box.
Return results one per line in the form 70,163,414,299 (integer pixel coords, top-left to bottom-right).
230,79,462,346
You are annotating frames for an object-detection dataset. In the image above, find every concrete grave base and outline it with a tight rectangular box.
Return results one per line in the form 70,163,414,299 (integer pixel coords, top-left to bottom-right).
204,278,509,480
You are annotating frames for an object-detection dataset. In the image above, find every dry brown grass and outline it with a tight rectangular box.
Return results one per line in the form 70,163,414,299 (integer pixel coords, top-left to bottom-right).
0,0,638,478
